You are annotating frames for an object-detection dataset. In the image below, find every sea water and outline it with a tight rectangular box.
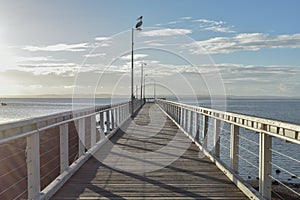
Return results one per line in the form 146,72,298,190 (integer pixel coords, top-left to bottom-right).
0,98,299,183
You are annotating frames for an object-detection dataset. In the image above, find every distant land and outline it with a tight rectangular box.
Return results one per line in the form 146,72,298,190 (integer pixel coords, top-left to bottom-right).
1,94,300,100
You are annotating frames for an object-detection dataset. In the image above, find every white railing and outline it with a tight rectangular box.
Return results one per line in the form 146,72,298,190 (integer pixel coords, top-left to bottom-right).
157,99,300,200
0,99,142,200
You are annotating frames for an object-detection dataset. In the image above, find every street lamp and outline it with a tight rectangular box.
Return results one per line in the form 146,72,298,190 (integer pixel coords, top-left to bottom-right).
143,74,148,100
140,62,146,103
151,78,156,99
131,16,143,116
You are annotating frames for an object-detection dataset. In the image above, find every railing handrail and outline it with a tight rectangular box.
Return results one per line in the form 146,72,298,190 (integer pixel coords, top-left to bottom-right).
0,101,127,132
157,99,300,200
158,99,300,144
0,99,141,200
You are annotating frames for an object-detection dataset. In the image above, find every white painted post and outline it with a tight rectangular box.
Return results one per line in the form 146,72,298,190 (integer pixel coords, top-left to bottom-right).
180,107,184,127
182,108,186,130
106,110,110,134
189,110,193,135
59,124,69,173
111,109,115,130
99,112,104,140
116,107,119,126
27,132,41,200
259,124,272,200
230,124,239,173
91,115,96,147
185,109,189,131
176,106,179,122
118,107,122,126
195,113,200,141
202,115,208,148
179,107,183,126
78,118,85,157
214,118,220,158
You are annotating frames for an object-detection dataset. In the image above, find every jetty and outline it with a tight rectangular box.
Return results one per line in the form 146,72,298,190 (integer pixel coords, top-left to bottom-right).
0,99,299,200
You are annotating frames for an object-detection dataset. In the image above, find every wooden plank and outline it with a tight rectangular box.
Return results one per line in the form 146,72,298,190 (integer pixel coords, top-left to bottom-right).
52,103,248,200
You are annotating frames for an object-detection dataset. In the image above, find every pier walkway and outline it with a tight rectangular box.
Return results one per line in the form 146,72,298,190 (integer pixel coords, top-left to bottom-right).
53,103,248,199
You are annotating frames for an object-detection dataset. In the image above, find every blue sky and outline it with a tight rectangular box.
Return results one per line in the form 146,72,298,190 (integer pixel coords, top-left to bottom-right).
0,0,300,97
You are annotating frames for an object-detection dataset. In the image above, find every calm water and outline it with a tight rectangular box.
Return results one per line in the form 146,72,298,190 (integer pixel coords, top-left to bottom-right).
0,98,128,124
182,98,300,184
0,98,299,183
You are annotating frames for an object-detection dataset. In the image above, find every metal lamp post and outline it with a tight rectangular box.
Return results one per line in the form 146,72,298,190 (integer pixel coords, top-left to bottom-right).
131,28,134,116
140,62,146,104
151,78,156,99
143,74,148,100
131,16,143,117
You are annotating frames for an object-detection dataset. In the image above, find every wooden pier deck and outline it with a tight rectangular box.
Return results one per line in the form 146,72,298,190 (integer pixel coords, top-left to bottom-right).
53,103,248,199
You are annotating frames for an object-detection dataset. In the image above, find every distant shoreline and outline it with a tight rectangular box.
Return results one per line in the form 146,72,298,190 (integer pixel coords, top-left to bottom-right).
1,95,300,100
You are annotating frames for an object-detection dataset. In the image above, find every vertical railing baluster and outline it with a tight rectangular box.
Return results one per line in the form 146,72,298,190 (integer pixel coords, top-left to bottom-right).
59,123,69,173
111,108,115,130
180,107,183,127
185,108,189,131
195,113,200,141
259,124,272,200
189,110,193,135
214,118,220,157
230,123,239,173
106,110,110,135
179,107,182,126
91,115,96,147
118,106,121,125
78,118,85,157
202,115,208,148
27,126,40,200
99,111,104,140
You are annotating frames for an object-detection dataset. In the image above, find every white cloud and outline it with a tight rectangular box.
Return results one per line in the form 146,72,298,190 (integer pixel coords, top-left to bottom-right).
179,17,192,20
95,37,110,41
141,29,192,37
192,33,300,54
194,18,235,33
22,43,88,52
83,53,106,58
120,54,148,60
63,85,75,89
204,26,235,33
19,62,77,68
155,17,192,27
16,56,65,62
16,56,50,62
17,62,80,76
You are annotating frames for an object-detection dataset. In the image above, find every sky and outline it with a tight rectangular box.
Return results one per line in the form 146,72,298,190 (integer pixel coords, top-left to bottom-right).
0,0,300,98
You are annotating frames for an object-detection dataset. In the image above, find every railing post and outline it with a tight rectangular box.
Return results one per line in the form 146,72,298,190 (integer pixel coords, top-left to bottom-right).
118,106,121,125
214,118,221,157
180,107,184,127
259,124,272,200
202,115,208,148
91,115,96,147
27,130,40,200
195,113,200,141
106,110,110,134
185,108,189,131
99,111,105,140
230,124,239,173
179,107,183,126
111,109,115,130
59,123,69,173
78,118,85,157
116,107,119,126
189,110,193,135
176,106,179,122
